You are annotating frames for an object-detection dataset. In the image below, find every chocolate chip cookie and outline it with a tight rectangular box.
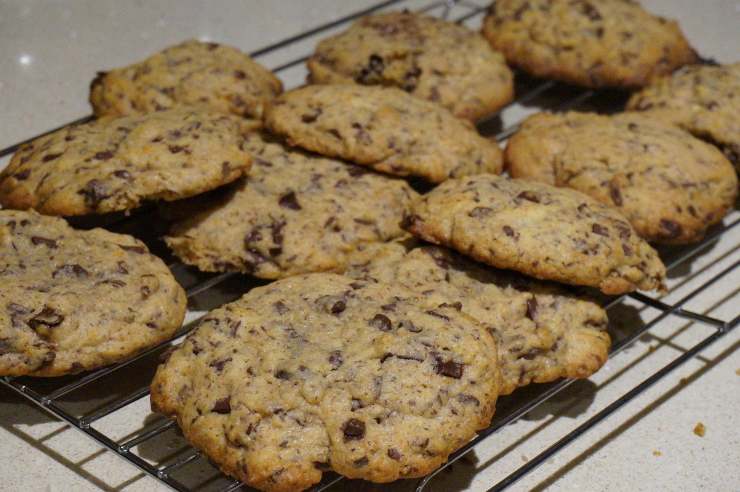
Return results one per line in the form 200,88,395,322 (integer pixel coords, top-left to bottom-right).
165,132,416,278
307,11,514,121
482,0,697,88
263,84,502,183
0,210,186,376
627,62,740,171
347,240,610,395
90,39,282,118
0,109,257,216
150,273,500,491
404,174,666,294
506,112,738,244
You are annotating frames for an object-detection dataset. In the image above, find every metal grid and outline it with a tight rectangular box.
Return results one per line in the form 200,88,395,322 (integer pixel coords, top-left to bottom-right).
1,1,738,491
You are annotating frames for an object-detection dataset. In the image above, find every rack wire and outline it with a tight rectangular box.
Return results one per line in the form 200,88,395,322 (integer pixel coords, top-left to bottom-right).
1,1,738,491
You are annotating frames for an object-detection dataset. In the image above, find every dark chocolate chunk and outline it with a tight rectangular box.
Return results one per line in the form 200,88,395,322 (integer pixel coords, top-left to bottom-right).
659,219,682,239
212,397,231,414
434,356,463,379
78,179,109,209
342,418,366,441
591,224,610,237
387,448,402,460
94,150,114,161
31,236,58,248
42,153,62,162
278,191,301,210
28,306,64,330
369,313,392,331
526,297,538,321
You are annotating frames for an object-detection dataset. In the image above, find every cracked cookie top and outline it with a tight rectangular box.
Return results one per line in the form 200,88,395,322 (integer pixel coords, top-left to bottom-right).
404,174,666,294
0,109,257,216
482,0,697,88
308,11,514,121
0,210,186,376
506,111,737,244
263,84,502,183
151,273,500,491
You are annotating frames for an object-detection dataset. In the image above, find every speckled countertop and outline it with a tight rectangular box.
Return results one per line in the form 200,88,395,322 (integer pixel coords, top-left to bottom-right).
0,1,738,491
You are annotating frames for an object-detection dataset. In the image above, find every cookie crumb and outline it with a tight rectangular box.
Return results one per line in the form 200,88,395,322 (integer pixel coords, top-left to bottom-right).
653,450,662,457
693,422,706,437
735,368,740,376
521,455,528,462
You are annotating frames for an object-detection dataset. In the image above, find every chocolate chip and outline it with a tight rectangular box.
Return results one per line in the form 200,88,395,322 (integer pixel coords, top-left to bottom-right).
275,370,291,380
28,306,64,330
469,206,493,218
369,313,392,331
609,184,623,206
456,394,480,406
353,457,369,467
78,179,109,209
659,219,682,239
439,301,462,311
168,145,186,154
119,244,146,254
210,358,231,372
503,225,517,238
113,170,131,180
330,300,346,314
31,236,57,248
517,191,540,203
356,54,385,84
387,448,402,460
94,150,114,160
592,224,610,237
329,350,343,369
274,301,289,314
212,397,231,414
342,418,366,441
52,264,88,278
278,191,301,210
234,70,246,79
399,319,421,332
42,153,62,162
526,297,538,321
14,169,30,180
434,356,463,379
426,309,449,321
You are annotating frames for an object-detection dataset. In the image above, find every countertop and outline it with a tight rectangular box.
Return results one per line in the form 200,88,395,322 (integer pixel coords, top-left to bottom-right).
0,1,738,491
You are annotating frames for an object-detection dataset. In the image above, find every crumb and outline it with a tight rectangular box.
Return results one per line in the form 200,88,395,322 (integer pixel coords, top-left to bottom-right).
693,422,706,437
679,377,689,385
653,450,662,457
735,368,740,376
521,455,528,462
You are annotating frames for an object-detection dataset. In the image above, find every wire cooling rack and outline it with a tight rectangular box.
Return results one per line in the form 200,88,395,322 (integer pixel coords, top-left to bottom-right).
1,1,738,491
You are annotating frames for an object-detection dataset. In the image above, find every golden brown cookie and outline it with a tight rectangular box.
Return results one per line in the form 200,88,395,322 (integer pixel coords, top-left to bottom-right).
263,84,502,183
164,132,416,278
347,240,610,395
90,39,282,118
0,210,186,376
0,109,256,216
404,174,666,294
506,111,737,243
151,273,500,491
307,11,514,121
482,0,697,88
627,62,740,170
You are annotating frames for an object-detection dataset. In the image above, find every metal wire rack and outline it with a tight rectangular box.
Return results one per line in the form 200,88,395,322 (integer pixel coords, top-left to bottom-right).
1,1,738,491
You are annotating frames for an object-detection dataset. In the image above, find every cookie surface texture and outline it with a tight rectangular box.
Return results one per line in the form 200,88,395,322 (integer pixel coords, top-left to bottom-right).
482,0,697,88
627,62,740,170
90,39,282,118
165,132,417,278
0,210,186,376
308,11,514,121
347,241,611,395
263,84,502,183
151,273,500,491
0,109,256,216
506,111,738,243
404,174,666,294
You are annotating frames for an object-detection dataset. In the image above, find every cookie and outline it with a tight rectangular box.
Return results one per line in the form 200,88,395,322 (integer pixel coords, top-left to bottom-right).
0,210,186,377
506,112,738,244
0,109,257,216
164,132,416,278
90,39,282,118
150,273,500,491
347,240,610,395
481,0,697,88
307,11,514,121
627,63,740,170
263,84,502,183
403,174,666,294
